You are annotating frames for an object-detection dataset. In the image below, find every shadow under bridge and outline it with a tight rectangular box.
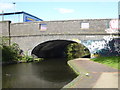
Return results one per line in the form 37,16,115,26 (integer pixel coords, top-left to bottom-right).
31,40,90,59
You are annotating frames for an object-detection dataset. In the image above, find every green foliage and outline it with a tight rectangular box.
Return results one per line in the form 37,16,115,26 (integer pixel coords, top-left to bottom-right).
2,43,21,62
0,36,9,46
1,37,35,63
91,56,120,69
65,43,90,60
19,53,43,62
34,58,44,62
20,55,33,62
0,37,22,62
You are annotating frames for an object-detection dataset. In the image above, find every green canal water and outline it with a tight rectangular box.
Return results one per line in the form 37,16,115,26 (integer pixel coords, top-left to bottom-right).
2,59,77,88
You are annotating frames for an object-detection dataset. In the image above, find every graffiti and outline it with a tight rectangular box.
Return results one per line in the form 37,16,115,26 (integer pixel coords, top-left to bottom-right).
72,38,81,43
73,19,120,57
110,19,118,29
81,40,107,54
81,37,120,57
105,19,119,34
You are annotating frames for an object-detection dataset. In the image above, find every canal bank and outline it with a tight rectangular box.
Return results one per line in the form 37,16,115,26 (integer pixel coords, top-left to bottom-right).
63,58,118,89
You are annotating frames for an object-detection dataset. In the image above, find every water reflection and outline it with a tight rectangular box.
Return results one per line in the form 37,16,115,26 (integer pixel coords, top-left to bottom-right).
32,59,76,82
2,59,77,88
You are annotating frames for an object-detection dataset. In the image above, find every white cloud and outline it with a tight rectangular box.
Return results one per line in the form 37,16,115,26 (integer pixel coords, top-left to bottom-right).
56,8,74,14
0,3,14,11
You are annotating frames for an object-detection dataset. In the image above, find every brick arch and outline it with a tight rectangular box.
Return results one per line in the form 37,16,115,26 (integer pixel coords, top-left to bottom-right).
31,39,91,58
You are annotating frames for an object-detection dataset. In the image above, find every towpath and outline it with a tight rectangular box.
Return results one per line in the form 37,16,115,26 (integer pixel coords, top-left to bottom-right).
63,58,119,89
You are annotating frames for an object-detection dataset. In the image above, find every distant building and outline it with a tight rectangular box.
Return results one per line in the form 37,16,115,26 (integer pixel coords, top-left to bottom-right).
0,11,43,23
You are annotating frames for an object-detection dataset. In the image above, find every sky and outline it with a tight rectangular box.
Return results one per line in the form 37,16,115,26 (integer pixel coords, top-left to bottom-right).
0,0,119,21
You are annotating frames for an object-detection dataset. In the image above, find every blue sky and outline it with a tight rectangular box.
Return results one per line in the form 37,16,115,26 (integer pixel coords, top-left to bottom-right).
0,1,118,21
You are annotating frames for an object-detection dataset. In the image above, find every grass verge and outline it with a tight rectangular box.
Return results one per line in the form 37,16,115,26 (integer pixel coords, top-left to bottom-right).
91,56,120,69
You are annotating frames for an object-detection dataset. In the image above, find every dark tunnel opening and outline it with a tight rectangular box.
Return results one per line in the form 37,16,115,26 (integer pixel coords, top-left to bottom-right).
31,40,90,59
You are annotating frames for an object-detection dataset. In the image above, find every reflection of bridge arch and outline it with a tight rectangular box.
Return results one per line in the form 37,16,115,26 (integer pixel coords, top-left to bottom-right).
31,39,90,58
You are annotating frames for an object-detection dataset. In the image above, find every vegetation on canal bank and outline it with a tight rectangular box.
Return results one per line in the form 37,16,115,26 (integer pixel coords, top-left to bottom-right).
65,43,90,60
2,43,21,62
91,56,120,69
0,37,20,63
1,43,43,64
1,37,38,64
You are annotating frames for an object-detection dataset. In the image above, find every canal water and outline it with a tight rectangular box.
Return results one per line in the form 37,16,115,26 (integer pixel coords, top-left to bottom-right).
2,59,77,88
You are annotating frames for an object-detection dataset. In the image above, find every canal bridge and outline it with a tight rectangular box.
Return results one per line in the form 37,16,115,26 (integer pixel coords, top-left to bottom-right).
1,19,119,58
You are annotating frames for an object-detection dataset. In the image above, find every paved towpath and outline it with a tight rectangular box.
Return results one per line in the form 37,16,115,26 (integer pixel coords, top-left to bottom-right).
63,58,119,89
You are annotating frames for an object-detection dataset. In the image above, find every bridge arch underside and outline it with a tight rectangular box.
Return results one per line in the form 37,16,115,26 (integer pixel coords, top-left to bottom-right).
31,40,90,59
